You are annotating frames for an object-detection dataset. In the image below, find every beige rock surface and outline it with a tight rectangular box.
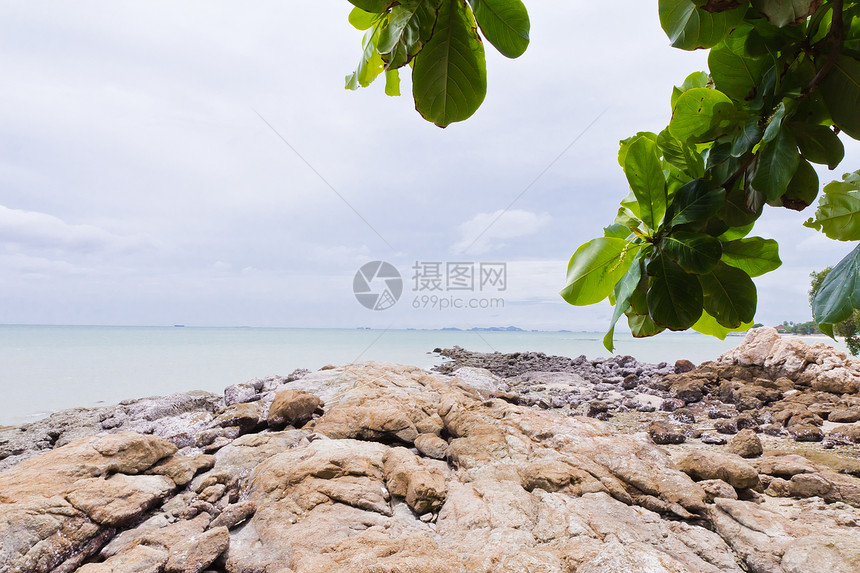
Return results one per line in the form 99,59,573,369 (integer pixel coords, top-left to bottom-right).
0,358,858,573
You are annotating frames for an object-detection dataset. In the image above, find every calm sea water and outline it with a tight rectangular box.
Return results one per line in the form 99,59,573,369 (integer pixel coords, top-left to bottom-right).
0,326,846,426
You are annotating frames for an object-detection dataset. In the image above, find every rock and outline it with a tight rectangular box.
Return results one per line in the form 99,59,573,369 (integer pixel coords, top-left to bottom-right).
267,389,323,428
77,545,169,573
211,402,264,435
728,429,763,458
648,421,686,444
146,454,215,487
164,526,229,573
677,451,760,489
414,433,448,459
674,359,695,373
828,408,860,423
714,418,738,434
781,534,860,573
789,424,824,442
669,377,706,403
224,382,259,406
700,433,727,445
209,500,256,529
699,479,739,503
719,327,781,368
65,474,175,527
670,407,696,424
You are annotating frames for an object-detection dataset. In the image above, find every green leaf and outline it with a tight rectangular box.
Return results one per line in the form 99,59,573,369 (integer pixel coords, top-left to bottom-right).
627,312,666,337
603,223,632,239
720,237,782,277
384,69,401,96
709,25,769,101
604,253,644,352
348,0,395,13
820,55,860,140
659,0,746,50
804,170,860,240
412,0,487,127
761,101,788,144
693,310,754,339
782,158,819,210
670,87,736,143
467,0,530,58
667,179,726,226
349,7,379,30
671,71,710,109
750,0,820,28
657,129,705,178
790,123,844,169
561,239,640,306
751,126,800,201
699,262,757,328
378,0,442,57
346,26,387,90
614,206,642,230
661,231,723,274
812,243,860,328
624,136,667,231
718,221,754,241
731,116,763,157
720,186,763,226
646,254,704,330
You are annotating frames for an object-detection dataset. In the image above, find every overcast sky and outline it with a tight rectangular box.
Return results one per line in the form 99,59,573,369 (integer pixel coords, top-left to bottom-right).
1,1,857,331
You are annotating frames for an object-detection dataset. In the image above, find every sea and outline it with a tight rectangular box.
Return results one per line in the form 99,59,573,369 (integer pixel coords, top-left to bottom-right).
0,325,848,426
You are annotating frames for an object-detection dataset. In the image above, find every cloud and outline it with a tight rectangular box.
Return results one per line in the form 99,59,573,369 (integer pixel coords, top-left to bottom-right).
0,204,145,255
451,210,551,255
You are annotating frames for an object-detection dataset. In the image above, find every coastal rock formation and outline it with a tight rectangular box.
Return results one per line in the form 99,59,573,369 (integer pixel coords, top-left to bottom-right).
0,330,858,572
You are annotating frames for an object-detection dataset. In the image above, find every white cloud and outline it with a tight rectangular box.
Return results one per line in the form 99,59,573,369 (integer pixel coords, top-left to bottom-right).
451,210,551,255
0,204,145,254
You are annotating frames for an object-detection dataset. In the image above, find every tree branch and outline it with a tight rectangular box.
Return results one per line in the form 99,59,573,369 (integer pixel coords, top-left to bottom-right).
805,0,845,95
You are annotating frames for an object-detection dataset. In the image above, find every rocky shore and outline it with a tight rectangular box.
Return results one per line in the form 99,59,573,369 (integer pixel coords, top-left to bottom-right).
1,327,859,572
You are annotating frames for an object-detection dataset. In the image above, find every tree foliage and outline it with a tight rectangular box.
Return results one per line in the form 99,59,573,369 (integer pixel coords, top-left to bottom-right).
560,0,860,351
810,267,860,353
344,1,860,351
344,0,530,127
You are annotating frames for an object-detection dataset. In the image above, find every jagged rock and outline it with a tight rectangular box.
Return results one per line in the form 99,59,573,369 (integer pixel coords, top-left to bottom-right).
648,420,686,444
729,429,763,458
146,454,215,487
413,433,448,459
211,402,264,435
267,389,323,428
699,479,739,503
66,474,175,527
828,408,860,423
3,357,860,573
677,451,760,490
164,526,229,573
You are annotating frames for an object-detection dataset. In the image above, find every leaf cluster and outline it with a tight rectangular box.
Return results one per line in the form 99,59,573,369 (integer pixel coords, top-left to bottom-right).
560,0,860,351
345,0,530,127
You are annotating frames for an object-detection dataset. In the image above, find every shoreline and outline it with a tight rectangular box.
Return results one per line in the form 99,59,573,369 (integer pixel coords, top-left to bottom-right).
1,328,859,572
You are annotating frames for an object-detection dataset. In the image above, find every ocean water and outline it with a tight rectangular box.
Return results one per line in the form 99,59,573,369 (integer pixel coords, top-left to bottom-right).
0,325,846,426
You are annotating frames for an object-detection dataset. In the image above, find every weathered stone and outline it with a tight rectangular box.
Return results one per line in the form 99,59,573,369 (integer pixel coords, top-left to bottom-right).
414,433,448,459
648,421,686,444
164,526,229,573
146,454,215,487
828,408,860,423
65,474,175,527
267,389,323,428
728,429,763,458
699,479,739,503
677,451,760,489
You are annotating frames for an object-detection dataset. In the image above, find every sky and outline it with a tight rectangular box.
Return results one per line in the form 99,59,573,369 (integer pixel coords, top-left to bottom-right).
1,1,857,332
